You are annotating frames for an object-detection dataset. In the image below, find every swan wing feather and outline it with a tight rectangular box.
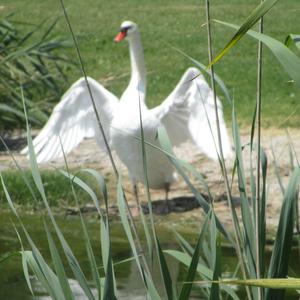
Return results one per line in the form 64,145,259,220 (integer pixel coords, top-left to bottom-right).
21,77,119,163
151,67,232,160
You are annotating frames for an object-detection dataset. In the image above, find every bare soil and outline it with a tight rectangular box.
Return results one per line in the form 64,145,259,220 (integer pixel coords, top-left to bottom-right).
1,128,300,232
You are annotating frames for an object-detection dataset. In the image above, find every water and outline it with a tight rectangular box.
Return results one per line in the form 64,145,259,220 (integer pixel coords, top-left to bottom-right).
0,211,300,299
0,211,185,299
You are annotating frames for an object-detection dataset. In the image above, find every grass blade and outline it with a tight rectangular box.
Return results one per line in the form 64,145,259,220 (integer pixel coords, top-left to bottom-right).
81,169,108,208
59,170,103,218
266,167,300,299
165,250,213,279
138,88,174,299
178,212,210,300
145,273,162,300
22,250,66,299
60,159,105,300
22,102,95,299
214,20,300,87
213,278,300,289
44,221,74,300
101,219,117,300
259,147,267,275
156,237,174,300
117,177,147,285
208,0,278,68
103,248,117,300
209,213,220,300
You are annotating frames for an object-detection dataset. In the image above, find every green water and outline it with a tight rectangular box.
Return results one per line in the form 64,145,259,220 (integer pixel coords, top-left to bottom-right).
0,211,299,299
0,211,190,299
0,211,142,299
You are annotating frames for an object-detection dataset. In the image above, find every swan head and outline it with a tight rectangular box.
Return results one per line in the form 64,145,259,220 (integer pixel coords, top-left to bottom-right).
114,21,138,42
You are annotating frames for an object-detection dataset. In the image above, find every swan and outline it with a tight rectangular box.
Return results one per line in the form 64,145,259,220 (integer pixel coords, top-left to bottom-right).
21,20,232,207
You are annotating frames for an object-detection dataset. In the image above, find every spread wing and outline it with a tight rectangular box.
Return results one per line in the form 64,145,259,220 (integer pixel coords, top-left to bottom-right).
21,77,119,163
151,67,232,160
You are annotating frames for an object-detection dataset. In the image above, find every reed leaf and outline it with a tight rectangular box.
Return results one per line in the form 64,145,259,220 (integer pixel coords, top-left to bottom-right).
209,213,220,300
173,230,194,256
23,102,95,299
210,278,300,289
103,249,117,300
178,211,210,300
0,15,74,130
138,91,174,299
178,159,212,201
232,103,256,275
145,273,162,300
60,163,106,300
21,250,34,295
166,248,239,299
165,250,213,279
22,250,66,300
259,146,267,275
156,237,174,300
214,20,300,87
266,167,300,299
157,126,230,241
117,176,149,289
285,34,300,51
81,169,108,207
44,221,74,300
3,177,68,299
59,170,103,218
81,216,102,300
208,0,278,68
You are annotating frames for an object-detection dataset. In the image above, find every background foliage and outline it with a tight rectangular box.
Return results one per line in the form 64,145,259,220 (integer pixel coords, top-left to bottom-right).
0,14,74,132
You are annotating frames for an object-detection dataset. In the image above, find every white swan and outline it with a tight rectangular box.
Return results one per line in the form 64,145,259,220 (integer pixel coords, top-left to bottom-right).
21,20,232,202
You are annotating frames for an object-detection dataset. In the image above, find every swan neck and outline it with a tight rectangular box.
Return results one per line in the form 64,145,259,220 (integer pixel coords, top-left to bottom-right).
128,32,146,90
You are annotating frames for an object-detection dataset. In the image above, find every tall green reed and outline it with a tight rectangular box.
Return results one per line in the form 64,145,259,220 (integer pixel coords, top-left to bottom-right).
205,0,300,299
0,15,74,131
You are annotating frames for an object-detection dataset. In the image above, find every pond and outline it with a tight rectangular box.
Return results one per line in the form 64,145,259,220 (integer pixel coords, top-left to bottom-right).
0,211,299,299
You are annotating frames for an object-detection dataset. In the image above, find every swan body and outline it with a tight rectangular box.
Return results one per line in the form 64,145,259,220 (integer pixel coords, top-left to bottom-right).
21,20,232,191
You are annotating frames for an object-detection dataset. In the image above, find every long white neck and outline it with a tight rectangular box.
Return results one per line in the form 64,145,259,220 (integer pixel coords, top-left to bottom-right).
122,31,146,102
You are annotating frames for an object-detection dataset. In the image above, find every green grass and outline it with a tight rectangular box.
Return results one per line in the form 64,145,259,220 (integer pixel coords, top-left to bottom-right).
1,0,299,127
0,169,105,208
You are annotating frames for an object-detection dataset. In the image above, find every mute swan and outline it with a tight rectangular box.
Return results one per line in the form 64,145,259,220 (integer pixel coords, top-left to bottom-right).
21,20,232,206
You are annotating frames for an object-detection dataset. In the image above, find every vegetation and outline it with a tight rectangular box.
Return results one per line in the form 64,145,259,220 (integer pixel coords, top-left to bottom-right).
1,0,300,299
0,169,104,208
1,0,299,128
0,14,75,132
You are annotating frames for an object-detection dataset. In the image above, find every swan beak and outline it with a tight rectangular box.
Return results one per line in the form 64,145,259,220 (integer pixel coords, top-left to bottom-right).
114,31,126,42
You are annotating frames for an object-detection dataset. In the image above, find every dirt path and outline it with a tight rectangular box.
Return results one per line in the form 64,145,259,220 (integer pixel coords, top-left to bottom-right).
1,128,300,231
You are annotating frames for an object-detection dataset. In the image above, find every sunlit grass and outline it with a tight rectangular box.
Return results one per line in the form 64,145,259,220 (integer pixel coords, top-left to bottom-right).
0,170,104,208
1,0,299,127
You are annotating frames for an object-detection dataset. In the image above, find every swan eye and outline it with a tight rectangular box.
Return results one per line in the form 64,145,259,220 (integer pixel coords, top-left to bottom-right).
121,26,132,33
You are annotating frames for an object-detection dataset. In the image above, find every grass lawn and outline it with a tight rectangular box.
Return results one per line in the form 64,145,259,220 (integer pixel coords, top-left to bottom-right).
1,0,300,128
0,169,105,208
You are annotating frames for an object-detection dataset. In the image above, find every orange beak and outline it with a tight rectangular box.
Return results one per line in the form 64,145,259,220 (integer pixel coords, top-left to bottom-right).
114,31,126,42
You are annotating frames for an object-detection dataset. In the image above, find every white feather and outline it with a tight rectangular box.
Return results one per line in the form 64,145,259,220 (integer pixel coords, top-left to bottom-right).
21,77,118,163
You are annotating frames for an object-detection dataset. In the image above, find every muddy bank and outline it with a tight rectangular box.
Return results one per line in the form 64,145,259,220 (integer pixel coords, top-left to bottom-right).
1,128,299,231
